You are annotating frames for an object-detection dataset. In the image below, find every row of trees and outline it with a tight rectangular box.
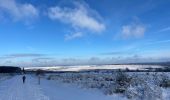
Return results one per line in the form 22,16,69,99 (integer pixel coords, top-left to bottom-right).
0,66,21,73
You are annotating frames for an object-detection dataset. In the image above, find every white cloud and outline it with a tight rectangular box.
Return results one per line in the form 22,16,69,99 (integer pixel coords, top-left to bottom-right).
146,39,170,45
65,32,83,40
158,27,170,32
48,1,105,39
0,0,38,21
121,23,146,39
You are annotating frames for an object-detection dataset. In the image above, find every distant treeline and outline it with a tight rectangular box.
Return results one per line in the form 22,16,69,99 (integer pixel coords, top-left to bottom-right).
26,67,170,74
0,66,21,73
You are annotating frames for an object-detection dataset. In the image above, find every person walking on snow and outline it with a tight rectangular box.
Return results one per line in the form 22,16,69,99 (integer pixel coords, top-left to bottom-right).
22,75,26,84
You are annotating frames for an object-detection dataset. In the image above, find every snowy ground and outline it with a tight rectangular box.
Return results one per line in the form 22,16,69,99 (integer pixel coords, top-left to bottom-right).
0,65,170,100
0,73,13,81
0,75,126,100
25,64,163,72
46,72,170,100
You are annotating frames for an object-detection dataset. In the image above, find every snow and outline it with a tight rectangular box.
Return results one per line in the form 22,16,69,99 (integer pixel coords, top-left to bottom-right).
25,64,163,72
0,73,13,81
0,75,49,100
162,88,170,100
45,72,170,100
40,76,127,100
0,66,170,100
0,75,126,100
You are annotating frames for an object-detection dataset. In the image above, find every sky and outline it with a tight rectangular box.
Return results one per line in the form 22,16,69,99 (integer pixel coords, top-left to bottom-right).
0,0,170,67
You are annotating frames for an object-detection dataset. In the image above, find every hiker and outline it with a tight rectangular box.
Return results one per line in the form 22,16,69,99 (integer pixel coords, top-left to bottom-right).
22,75,26,84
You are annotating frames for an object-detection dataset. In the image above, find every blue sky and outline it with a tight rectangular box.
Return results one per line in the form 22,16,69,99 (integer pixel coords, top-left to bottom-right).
0,0,170,66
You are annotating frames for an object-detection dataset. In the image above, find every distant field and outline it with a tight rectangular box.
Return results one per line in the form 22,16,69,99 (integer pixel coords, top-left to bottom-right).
25,64,170,72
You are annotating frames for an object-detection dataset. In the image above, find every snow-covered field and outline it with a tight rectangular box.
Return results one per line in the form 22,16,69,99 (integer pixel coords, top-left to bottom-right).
0,74,126,100
46,71,170,100
0,65,170,100
0,73,13,81
25,64,164,72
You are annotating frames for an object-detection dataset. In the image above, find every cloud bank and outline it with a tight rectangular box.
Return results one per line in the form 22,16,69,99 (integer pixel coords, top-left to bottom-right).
0,53,170,67
0,53,45,59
